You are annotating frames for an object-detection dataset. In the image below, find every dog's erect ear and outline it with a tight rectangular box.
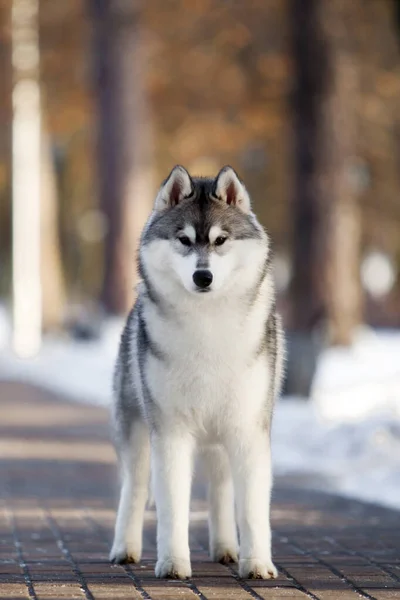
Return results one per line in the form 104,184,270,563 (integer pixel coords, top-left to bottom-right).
154,165,193,211
213,166,251,213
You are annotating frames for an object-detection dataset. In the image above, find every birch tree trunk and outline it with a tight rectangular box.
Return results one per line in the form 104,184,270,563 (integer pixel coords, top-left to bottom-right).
40,129,66,330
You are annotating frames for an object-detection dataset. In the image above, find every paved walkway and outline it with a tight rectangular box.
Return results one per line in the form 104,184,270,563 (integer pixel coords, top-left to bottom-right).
0,381,399,600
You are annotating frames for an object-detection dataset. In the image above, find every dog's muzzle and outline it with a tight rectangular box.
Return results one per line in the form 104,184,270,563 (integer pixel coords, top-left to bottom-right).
193,269,213,290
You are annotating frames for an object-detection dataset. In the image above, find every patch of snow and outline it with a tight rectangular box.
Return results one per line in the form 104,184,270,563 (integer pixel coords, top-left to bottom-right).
273,398,400,510
0,317,123,406
0,304,11,350
312,327,400,421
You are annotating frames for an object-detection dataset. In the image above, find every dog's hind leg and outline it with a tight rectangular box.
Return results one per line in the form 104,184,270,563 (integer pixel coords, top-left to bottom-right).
203,445,238,564
110,419,150,564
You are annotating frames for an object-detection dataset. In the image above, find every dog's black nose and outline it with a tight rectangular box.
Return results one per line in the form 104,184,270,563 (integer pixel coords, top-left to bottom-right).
193,269,213,289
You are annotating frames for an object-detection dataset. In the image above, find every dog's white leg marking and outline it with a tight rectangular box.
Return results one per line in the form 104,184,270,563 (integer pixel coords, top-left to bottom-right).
152,431,194,579
110,420,150,564
228,429,277,580
203,445,238,563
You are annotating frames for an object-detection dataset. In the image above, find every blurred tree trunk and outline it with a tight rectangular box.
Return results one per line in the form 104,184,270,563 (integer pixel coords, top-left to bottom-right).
286,0,362,395
91,0,153,315
40,129,66,330
0,1,12,297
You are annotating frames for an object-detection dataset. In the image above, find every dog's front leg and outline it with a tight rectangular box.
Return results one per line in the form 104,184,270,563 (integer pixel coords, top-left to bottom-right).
228,429,278,580
152,430,194,579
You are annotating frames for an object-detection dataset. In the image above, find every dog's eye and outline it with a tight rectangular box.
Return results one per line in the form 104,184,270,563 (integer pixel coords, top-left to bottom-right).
178,236,192,247
214,236,227,247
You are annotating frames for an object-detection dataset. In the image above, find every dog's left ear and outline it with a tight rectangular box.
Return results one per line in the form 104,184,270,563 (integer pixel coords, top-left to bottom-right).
214,166,251,213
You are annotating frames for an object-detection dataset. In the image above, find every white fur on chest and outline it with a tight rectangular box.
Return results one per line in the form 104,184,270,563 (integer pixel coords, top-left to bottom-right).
140,294,271,435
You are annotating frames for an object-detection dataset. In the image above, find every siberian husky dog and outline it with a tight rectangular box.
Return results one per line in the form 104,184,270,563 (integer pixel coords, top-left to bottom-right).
110,165,284,580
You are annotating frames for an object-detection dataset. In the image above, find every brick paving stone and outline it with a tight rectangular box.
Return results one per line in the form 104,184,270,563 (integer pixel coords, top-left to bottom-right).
33,582,85,599
363,593,400,600
252,588,316,600
86,583,144,599
0,583,30,599
141,584,199,599
1,381,400,600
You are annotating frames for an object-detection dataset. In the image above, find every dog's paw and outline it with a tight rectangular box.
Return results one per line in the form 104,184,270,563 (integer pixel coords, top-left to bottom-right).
155,557,192,579
211,545,239,565
109,544,141,565
239,558,278,580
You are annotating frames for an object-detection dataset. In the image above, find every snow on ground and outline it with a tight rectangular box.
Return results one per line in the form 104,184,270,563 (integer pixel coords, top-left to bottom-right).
312,327,400,421
273,399,400,510
0,308,122,406
1,304,400,511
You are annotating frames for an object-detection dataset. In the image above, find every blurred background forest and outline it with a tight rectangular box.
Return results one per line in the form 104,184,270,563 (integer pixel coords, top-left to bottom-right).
1,0,400,395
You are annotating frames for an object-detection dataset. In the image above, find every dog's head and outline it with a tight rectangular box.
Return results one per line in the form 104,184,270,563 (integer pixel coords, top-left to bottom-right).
139,165,269,299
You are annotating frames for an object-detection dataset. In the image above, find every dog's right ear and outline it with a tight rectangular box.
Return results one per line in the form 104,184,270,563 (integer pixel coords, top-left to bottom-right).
154,165,193,211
